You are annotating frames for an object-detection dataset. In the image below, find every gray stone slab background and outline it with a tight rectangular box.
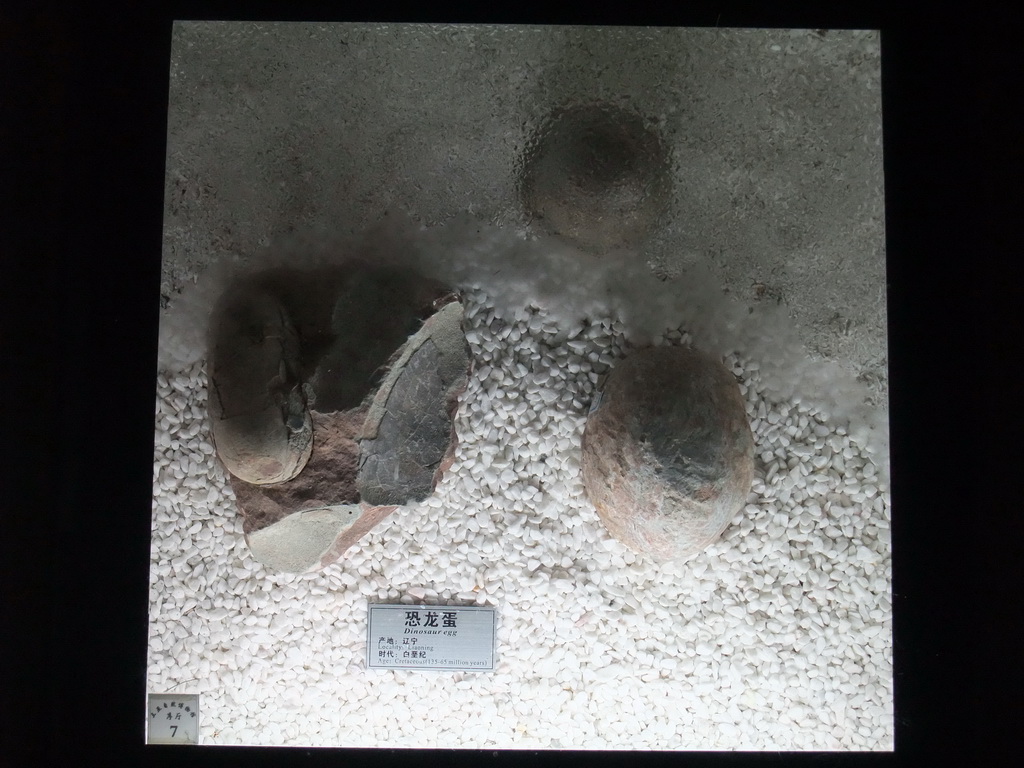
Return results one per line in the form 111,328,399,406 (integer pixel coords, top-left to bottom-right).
161,22,885,403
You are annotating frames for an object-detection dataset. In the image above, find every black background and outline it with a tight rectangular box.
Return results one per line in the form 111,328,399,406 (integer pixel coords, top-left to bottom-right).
3,2,1020,766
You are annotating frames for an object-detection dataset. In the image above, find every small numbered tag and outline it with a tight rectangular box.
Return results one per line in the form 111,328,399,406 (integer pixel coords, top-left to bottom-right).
147,694,200,745
367,604,496,671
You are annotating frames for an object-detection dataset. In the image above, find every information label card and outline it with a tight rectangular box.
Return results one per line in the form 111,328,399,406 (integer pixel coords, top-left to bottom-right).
146,694,200,745
367,604,496,671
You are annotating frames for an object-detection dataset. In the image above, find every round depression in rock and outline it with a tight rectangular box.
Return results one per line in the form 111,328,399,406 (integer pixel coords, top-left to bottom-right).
581,345,755,561
519,102,672,253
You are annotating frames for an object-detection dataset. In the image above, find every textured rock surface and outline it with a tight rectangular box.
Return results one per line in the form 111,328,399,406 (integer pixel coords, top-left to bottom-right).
206,281,313,485
581,346,754,560
520,102,672,254
209,264,468,571
357,301,470,505
238,263,454,411
245,505,362,573
242,502,401,573
229,409,367,535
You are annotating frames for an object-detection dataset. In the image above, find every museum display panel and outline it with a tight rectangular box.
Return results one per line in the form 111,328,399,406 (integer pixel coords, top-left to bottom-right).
148,22,890,749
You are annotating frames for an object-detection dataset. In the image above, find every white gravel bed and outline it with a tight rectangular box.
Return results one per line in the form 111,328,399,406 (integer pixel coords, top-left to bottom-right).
147,276,892,750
